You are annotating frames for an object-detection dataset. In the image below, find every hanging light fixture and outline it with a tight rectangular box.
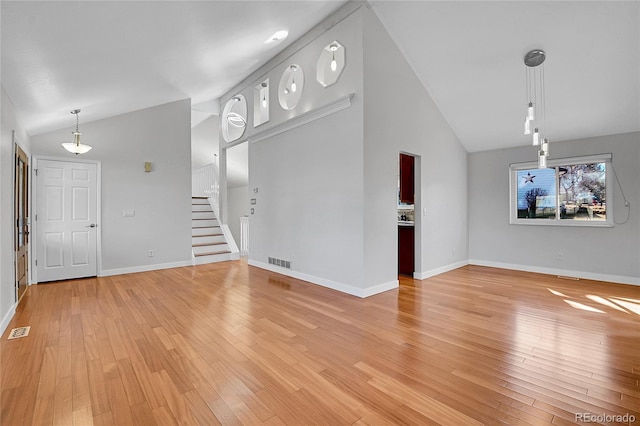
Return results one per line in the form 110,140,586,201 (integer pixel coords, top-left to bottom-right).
289,65,298,93
523,49,549,168
329,44,338,72
226,97,247,128
261,82,268,108
61,109,92,155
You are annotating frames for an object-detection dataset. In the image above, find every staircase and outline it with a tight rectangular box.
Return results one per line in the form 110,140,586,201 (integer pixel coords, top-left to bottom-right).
191,197,237,265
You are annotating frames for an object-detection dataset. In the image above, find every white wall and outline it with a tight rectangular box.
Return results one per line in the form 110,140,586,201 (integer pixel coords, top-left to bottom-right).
219,8,369,295
30,99,192,275
227,185,249,248
219,4,471,296
0,86,31,333
363,8,469,284
469,132,640,284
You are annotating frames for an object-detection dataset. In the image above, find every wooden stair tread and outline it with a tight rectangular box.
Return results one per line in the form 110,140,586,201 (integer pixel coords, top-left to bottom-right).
192,233,224,238
194,250,231,257
192,225,221,229
192,242,227,247
192,218,217,220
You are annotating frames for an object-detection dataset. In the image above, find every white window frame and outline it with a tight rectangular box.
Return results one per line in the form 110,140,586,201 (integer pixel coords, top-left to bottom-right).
509,153,613,227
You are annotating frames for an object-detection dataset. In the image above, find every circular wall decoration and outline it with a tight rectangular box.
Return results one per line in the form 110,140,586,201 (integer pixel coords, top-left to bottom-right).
316,41,345,87
278,64,304,110
221,94,247,143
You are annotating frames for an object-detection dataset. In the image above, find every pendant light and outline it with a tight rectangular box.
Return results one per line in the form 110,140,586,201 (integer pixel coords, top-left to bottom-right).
329,44,338,72
523,49,550,168
61,109,92,155
226,97,247,128
532,128,540,146
289,65,298,93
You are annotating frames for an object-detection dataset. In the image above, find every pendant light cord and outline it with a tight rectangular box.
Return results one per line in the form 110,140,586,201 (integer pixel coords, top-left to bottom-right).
542,64,546,136
611,158,630,225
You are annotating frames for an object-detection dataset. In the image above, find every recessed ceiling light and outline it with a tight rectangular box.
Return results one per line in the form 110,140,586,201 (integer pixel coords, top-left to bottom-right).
265,30,288,44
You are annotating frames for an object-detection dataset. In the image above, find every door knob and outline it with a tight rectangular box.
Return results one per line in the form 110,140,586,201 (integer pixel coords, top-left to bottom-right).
86,223,97,228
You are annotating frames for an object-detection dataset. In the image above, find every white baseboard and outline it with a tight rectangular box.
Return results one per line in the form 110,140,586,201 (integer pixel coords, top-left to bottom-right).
361,279,399,297
100,260,193,277
248,260,398,298
0,303,17,336
469,259,640,286
414,260,469,280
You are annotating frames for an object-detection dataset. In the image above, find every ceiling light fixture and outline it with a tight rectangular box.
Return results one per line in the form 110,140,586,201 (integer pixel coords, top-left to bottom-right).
61,109,92,155
523,49,549,168
265,30,288,44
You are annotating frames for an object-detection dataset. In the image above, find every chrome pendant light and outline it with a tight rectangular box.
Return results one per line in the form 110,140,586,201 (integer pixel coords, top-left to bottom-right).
61,109,92,155
523,49,549,168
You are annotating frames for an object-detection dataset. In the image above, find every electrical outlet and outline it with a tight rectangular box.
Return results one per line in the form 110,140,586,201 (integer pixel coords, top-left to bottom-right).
148,250,154,257
123,209,135,217
556,252,564,261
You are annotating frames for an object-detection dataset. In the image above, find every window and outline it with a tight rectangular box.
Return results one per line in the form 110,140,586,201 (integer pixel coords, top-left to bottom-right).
510,154,612,226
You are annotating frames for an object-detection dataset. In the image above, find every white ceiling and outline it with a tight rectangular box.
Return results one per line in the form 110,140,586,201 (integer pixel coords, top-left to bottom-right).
2,1,639,154
1,0,347,135
370,1,640,152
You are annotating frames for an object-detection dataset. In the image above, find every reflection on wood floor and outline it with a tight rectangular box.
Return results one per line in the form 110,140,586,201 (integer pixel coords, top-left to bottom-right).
2,261,639,425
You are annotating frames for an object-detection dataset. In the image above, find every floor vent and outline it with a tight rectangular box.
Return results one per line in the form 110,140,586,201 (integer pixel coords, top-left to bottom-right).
268,257,291,269
557,275,580,280
8,326,30,340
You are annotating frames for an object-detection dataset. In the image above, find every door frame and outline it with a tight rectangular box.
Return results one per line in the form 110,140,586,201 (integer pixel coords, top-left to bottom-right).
13,132,29,303
32,156,102,283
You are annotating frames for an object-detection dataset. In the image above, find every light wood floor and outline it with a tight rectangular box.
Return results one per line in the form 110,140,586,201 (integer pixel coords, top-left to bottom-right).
2,262,639,425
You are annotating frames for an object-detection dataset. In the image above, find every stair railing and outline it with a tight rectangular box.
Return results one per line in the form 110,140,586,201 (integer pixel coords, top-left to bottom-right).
192,162,219,216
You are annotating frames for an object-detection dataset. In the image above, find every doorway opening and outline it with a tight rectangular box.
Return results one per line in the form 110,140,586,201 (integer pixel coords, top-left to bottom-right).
225,142,249,256
398,152,421,277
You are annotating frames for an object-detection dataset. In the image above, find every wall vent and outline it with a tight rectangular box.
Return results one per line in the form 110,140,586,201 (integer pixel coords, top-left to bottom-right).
268,257,291,269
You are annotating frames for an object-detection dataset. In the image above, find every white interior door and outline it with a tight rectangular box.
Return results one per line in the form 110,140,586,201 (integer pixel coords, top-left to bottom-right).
36,159,98,282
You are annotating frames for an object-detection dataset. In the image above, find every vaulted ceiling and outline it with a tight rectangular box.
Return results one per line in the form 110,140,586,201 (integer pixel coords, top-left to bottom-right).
2,1,639,155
